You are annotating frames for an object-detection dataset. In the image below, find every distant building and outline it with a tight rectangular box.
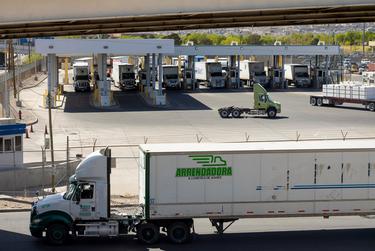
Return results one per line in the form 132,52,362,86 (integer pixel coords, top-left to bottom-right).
0,118,26,170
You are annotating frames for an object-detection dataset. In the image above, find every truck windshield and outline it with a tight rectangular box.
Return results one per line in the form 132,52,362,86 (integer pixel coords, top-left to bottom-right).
63,183,77,200
255,72,266,77
165,74,178,79
211,72,223,77
75,75,89,81
295,72,309,78
122,73,135,79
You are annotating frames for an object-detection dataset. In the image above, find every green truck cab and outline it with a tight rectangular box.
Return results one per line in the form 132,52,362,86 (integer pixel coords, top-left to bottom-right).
218,83,281,119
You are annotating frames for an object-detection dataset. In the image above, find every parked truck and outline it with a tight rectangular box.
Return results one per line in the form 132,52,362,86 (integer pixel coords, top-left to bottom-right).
112,62,136,90
284,64,311,88
240,61,268,87
30,139,375,245
310,84,375,111
218,83,281,119
73,62,90,92
195,61,225,88
162,65,181,89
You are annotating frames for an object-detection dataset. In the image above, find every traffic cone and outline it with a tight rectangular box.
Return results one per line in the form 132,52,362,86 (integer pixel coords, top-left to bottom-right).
30,124,34,133
44,125,48,135
25,128,30,139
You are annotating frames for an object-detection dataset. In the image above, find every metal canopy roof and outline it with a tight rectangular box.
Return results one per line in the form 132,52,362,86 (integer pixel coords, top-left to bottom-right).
0,2,375,38
36,39,341,56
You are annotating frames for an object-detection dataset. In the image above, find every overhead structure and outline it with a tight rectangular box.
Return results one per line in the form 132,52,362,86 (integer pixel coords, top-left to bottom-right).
0,1,375,38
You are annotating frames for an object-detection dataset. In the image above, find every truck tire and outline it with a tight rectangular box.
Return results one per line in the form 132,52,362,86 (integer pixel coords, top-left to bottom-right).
167,222,191,244
267,107,277,119
310,97,317,106
46,223,69,245
369,103,375,112
317,98,323,106
137,222,160,244
231,108,242,118
219,109,230,118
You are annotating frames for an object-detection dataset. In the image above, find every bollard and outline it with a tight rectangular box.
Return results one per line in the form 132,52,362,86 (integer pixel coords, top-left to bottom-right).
44,125,48,135
25,128,30,138
18,110,22,120
30,124,34,133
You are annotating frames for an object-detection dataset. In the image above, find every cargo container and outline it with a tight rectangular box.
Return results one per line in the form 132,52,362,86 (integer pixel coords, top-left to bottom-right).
30,139,375,245
239,61,267,87
195,61,225,88
112,62,136,90
285,64,311,88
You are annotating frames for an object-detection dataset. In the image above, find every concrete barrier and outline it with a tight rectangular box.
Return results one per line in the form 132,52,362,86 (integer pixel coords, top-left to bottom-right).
0,160,80,193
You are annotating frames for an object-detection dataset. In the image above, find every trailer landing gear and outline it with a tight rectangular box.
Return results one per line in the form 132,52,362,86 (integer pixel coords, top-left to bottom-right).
210,218,238,234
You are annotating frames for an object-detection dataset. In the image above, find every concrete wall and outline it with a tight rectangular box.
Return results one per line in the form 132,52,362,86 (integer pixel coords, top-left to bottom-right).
0,160,80,192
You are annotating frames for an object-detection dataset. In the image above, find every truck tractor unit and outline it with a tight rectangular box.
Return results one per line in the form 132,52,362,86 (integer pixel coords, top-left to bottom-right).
284,64,311,88
73,62,90,92
162,65,181,89
30,139,375,245
195,61,225,88
218,83,281,119
112,62,136,90
240,61,268,87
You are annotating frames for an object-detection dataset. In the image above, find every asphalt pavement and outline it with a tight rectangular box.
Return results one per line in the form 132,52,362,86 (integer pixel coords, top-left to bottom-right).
2,212,375,251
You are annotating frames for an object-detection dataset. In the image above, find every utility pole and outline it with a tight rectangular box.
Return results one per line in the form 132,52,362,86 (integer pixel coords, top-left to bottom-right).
7,40,16,99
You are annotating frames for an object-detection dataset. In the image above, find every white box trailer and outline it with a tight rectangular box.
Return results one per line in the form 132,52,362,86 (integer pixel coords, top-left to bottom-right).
162,65,181,89
112,62,136,90
72,62,90,92
284,64,311,88
195,61,225,88
30,139,375,245
239,61,267,87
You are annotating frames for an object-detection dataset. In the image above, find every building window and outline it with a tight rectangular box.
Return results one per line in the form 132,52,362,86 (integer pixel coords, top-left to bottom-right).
0,137,3,152
15,136,22,151
4,138,13,152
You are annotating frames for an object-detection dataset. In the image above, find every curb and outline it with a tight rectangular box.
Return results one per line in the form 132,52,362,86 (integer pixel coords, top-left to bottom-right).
0,208,30,213
0,198,33,205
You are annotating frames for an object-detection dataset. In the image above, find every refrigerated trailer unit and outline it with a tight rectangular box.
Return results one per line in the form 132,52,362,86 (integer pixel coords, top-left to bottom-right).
195,61,225,88
112,62,136,90
285,64,311,88
30,139,375,245
240,61,267,87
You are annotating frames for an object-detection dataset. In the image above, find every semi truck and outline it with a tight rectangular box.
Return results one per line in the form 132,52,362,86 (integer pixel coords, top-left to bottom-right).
239,61,268,87
218,83,281,119
310,84,375,111
162,65,181,89
112,62,136,90
195,61,225,88
284,64,311,88
30,139,375,245
72,62,90,92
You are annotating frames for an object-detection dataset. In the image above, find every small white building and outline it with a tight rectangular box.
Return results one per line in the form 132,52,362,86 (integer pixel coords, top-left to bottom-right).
0,118,26,170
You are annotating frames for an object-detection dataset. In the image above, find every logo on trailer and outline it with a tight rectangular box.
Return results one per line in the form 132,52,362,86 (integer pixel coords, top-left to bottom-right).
176,155,232,179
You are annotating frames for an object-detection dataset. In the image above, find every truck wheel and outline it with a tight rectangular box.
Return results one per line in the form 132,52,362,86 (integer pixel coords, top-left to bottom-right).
369,103,375,112
231,108,242,118
46,223,69,245
137,222,160,244
267,107,277,119
310,97,317,106
219,109,230,118
167,222,191,244
317,98,323,106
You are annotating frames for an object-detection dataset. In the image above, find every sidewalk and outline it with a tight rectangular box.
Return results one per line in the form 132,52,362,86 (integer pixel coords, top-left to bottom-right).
9,73,47,125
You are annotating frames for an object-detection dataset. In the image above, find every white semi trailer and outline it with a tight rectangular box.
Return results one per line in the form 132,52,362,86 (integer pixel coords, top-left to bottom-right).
162,65,181,89
195,61,225,88
240,61,268,87
30,139,375,245
72,62,90,92
284,64,311,88
112,62,136,90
